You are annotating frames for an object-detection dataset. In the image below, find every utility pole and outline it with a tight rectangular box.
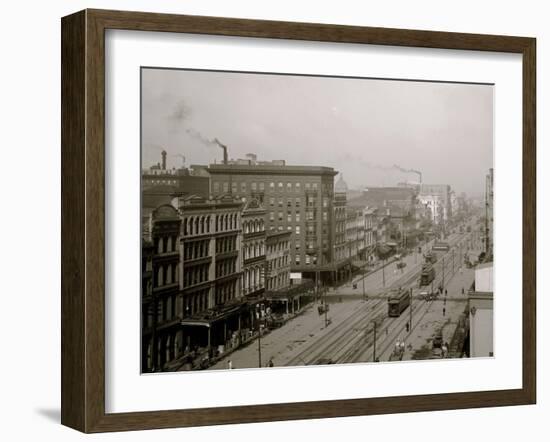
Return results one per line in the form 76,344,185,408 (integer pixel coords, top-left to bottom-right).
442,255,445,289
373,321,377,362
362,268,366,302
409,287,413,333
324,287,329,327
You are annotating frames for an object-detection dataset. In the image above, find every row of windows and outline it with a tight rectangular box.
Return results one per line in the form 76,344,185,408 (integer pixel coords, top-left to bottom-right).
216,236,237,254
243,266,264,294
215,258,237,278
266,272,290,291
267,254,289,270
266,240,290,255
243,241,265,260
145,179,178,186
183,239,209,261
268,210,328,222
155,264,179,288
243,219,265,234
143,295,178,329
184,289,210,316
213,180,331,194
215,280,237,306
183,263,209,288
294,254,320,266
182,213,239,236
143,332,181,371
155,235,177,255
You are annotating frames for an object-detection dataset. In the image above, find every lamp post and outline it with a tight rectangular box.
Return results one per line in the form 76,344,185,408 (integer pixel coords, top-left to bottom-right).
409,287,413,333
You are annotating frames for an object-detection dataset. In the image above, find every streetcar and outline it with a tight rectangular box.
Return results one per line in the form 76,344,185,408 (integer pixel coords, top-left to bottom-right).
419,262,435,286
424,251,437,264
387,289,410,317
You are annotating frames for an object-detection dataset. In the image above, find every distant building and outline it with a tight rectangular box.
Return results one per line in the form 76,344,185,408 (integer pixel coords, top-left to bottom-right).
468,262,494,358
142,151,209,208
333,174,348,273
347,186,417,211
207,161,338,282
484,168,494,258
363,207,378,262
418,184,452,224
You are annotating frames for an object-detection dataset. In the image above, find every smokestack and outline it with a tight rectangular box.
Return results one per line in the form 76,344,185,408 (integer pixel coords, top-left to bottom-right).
161,150,167,170
215,138,228,165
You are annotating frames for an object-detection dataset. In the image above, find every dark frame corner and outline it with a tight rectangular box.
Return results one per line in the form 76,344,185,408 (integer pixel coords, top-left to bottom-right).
61,8,536,433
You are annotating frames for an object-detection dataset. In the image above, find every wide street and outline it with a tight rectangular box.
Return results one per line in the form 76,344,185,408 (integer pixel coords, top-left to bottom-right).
208,225,482,371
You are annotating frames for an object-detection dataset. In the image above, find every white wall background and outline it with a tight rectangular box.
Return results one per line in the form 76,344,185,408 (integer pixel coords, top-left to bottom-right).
0,0,546,440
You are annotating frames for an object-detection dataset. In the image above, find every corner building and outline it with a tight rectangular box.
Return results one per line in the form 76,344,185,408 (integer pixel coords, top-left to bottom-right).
207,163,338,282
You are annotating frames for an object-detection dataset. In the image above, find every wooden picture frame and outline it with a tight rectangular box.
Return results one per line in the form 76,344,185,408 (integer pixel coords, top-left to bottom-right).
61,8,536,433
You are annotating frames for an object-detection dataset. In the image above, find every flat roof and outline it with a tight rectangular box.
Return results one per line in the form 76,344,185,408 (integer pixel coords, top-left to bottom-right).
207,164,338,176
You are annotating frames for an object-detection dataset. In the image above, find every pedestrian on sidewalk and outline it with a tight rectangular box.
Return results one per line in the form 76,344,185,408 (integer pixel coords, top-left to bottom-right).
227,360,233,370
443,307,446,317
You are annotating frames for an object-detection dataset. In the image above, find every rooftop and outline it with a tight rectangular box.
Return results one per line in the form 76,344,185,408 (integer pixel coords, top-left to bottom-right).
207,163,338,177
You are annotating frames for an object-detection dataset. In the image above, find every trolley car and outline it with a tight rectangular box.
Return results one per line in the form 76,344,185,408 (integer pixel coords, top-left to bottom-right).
420,262,435,286
387,289,410,317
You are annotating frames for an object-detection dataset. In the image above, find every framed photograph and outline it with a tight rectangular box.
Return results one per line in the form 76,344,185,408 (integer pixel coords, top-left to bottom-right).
61,9,536,433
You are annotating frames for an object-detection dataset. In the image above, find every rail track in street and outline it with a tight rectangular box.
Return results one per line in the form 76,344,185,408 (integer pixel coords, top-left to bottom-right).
282,231,472,367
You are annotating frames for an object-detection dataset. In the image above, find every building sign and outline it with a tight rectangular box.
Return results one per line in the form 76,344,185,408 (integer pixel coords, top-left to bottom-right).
290,272,302,280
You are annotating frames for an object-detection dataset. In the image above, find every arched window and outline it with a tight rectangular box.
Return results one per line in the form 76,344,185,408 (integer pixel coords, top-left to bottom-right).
224,214,228,231
195,217,200,235
157,237,163,254
189,217,194,235
200,216,205,234
183,218,188,236
206,216,210,233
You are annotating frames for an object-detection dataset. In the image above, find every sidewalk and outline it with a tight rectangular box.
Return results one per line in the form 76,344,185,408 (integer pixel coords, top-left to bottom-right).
398,266,475,361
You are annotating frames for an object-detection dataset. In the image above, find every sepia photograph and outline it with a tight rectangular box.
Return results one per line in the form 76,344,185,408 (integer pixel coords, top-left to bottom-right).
140,67,494,373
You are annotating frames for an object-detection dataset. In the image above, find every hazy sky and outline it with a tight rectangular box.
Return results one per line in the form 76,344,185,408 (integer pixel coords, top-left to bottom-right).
141,68,493,196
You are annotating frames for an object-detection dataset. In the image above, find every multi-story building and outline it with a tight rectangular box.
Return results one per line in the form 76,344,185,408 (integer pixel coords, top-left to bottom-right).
173,194,247,360
264,230,300,317
333,174,348,264
265,230,292,291
141,204,182,372
207,161,338,282
345,208,366,261
419,184,452,224
241,199,267,299
363,207,378,262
